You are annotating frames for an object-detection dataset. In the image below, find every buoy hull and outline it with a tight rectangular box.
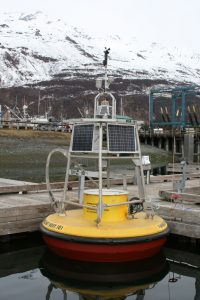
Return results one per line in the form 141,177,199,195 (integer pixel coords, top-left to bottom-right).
42,234,167,262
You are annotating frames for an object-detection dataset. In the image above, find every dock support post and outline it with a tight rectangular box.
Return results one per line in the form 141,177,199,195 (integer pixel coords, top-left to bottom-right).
151,138,155,147
158,138,162,149
181,138,184,158
165,138,169,152
123,174,127,190
184,134,194,162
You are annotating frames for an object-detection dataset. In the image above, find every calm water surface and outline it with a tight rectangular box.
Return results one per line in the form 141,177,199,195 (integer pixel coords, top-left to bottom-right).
0,234,199,300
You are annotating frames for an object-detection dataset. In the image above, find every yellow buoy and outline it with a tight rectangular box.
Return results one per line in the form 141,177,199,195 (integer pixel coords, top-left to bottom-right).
83,189,128,222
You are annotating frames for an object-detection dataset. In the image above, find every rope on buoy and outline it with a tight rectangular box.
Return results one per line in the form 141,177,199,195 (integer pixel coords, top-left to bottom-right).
46,148,69,213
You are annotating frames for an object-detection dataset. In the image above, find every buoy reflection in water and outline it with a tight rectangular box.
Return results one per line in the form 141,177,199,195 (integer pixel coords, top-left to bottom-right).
40,250,169,300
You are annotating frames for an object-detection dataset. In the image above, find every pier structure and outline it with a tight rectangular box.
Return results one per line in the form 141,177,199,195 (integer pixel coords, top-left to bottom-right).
139,128,200,163
149,85,200,129
148,85,200,162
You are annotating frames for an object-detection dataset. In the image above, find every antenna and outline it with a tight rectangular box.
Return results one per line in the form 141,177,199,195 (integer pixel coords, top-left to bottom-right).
103,47,110,67
96,48,114,92
103,48,110,92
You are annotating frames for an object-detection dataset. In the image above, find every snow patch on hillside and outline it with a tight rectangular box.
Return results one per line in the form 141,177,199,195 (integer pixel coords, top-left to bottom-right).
0,11,200,87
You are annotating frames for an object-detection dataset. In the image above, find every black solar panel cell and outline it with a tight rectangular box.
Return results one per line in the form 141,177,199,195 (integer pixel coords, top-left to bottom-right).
72,124,94,151
108,124,135,152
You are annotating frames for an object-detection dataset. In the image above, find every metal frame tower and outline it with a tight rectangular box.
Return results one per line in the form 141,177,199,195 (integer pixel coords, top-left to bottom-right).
149,86,200,128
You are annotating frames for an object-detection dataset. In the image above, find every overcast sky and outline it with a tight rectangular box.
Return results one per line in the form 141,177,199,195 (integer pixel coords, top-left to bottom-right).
1,0,200,49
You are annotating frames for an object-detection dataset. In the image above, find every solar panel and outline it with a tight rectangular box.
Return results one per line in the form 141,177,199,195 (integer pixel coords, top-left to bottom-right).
107,124,136,152
72,124,94,152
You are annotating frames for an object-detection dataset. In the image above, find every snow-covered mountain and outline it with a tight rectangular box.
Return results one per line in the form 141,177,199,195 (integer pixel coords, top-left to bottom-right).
1,11,200,88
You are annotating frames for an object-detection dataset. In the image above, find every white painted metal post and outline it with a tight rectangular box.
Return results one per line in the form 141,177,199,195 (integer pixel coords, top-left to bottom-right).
78,171,85,204
146,170,150,185
134,122,146,201
106,159,111,189
97,122,103,223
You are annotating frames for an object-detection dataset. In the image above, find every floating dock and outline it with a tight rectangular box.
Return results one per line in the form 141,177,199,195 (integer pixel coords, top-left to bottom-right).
0,177,200,239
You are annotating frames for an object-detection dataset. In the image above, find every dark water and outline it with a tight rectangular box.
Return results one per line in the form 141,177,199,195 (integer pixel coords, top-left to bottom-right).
0,234,199,300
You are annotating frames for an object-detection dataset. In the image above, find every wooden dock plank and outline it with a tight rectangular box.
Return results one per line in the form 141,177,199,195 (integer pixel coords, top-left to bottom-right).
155,201,200,226
0,179,130,194
150,172,200,183
166,221,200,239
0,205,52,219
0,178,35,187
0,218,45,235
0,197,47,205
0,182,64,194
0,177,200,238
0,184,79,235
159,190,200,204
